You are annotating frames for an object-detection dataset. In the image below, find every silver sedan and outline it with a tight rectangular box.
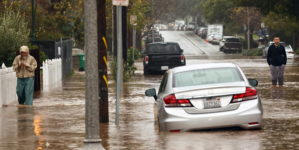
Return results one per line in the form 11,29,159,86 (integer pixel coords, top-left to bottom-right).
145,63,263,132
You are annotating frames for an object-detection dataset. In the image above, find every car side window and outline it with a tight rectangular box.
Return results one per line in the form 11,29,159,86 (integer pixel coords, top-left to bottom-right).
265,42,270,47
158,73,168,94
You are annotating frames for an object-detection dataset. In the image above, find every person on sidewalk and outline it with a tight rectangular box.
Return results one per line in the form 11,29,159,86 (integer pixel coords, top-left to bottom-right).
12,46,37,105
267,35,287,87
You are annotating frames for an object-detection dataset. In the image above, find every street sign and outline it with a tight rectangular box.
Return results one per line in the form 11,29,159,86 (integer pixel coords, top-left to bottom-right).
130,15,137,26
113,0,129,6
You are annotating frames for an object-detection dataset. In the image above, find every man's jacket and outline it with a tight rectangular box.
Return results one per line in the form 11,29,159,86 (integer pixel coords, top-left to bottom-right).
13,46,37,78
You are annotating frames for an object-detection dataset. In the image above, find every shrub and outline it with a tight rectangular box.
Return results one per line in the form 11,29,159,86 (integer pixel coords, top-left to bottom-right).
242,48,263,56
111,59,131,82
295,48,299,54
240,38,259,49
0,6,30,67
39,51,49,66
110,48,140,82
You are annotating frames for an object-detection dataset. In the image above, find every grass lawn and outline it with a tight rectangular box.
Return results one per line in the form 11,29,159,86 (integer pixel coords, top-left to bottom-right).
253,35,258,40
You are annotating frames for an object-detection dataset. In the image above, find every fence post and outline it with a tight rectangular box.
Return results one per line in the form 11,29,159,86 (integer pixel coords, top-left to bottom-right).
1,64,7,105
0,67,2,108
43,60,49,86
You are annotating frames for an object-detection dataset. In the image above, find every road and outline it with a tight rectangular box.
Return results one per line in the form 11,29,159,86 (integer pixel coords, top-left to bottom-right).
0,31,299,150
160,31,224,56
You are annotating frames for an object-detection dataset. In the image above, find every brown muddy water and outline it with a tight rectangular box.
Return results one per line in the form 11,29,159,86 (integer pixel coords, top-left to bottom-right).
1,58,299,150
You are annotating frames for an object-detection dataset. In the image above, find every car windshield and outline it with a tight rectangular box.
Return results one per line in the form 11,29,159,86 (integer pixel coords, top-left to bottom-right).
174,67,243,87
148,44,181,54
226,38,240,42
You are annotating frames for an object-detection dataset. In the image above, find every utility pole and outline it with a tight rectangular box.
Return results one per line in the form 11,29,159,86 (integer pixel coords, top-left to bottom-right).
122,7,128,62
113,6,117,59
97,0,109,123
247,6,250,50
133,26,136,66
82,0,104,149
116,5,123,126
31,0,35,41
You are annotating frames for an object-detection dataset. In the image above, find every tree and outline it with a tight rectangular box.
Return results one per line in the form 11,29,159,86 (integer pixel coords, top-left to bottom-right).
231,7,263,48
233,0,299,21
0,6,30,66
263,12,299,48
203,0,235,23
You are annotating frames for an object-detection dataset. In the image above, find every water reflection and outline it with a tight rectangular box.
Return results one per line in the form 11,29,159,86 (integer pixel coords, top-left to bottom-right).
270,87,285,99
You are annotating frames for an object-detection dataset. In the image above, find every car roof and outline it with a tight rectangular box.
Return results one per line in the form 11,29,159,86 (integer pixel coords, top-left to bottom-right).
170,63,238,73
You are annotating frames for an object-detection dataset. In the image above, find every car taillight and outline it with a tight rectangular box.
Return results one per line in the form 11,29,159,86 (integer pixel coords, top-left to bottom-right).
145,56,149,64
181,55,184,63
163,94,192,107
231,87,257,103
213,38,216,40
146,44,148,47
288,52,294,54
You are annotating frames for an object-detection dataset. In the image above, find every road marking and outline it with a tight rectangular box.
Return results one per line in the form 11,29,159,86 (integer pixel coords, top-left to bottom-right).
176,32,204,55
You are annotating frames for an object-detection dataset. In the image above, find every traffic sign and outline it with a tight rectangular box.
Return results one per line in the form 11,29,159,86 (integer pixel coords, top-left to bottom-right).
130,15,137,26
113,0,129,6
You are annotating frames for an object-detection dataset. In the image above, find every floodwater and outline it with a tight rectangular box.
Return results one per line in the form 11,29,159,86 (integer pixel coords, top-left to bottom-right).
0,56,299,150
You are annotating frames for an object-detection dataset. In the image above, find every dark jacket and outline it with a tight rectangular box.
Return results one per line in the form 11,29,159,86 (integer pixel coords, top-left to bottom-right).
267,44,287,66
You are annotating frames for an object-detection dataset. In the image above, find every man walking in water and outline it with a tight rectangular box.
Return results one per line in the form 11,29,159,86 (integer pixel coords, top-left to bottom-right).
13,46,37,105
267,35,287,87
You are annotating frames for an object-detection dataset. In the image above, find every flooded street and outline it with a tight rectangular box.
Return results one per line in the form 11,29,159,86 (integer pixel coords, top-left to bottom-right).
1,31,299,150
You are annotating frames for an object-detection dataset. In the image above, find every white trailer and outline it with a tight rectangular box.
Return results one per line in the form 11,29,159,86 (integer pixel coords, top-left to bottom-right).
207,24,223,36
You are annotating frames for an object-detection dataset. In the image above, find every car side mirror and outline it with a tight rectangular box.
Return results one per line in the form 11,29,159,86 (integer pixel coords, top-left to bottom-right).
145,88,157,100
180,49,184,53
248,79,258,87
141,50,145,54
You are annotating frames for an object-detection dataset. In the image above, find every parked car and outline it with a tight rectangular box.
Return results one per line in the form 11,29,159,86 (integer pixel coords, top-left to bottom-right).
168,23,175,30
197,27,207,36
262,42,294,59
145,63,262,132
207,33,222,43
201,29,208,39
186,22,196,31
258,29,269,42
141,42,185,75
145,37,164,50
211,34,223,45
221,38,242,53
219,36,236,50
179,24,186,31
159,25,168,31
194,25,201,34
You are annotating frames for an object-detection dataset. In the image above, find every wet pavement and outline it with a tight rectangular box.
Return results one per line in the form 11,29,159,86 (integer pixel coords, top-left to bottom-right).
1,31,299,150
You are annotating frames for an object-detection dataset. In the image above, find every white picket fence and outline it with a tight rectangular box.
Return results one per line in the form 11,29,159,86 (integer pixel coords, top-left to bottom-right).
43,58,62,86
0,64,18,108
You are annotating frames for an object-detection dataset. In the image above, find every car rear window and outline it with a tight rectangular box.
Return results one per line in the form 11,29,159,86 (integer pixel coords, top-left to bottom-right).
148,44,181,54
174,68,243,87
226,38,240,42
189,23,195,25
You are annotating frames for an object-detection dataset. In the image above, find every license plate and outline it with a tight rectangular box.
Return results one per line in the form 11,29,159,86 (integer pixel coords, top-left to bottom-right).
161,66,168,70
203,98,221,109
